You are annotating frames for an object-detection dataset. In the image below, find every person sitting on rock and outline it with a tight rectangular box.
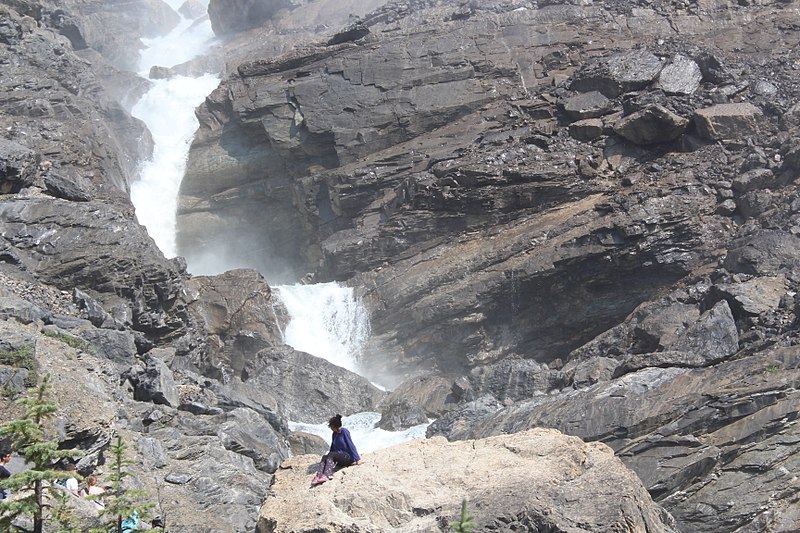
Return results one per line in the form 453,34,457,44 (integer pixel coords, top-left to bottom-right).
0,448,12,500
61,463,79,495
311,414,363,486
79,474,106,510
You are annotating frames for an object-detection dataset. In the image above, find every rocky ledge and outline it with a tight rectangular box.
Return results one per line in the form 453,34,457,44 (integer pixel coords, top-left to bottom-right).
258,428,678,533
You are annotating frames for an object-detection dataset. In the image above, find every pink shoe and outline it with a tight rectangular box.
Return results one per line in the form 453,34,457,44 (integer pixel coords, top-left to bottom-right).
311,475,328,486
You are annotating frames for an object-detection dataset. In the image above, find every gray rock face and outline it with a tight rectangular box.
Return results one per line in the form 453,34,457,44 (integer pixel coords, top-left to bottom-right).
0,3,151,193
0,139,39,193
207,0,293,35
258,429,679,533
3,1,800,533
236,346,386,423
0,198,187,340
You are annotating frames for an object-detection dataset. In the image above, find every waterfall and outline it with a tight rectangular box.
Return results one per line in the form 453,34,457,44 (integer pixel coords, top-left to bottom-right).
127,1,430,448
276,282,371,374
129,2,219,257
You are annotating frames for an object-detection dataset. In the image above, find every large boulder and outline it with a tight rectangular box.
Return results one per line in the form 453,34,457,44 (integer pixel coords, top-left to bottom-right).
257,428,678,533
693,103,763,141
230,346,386,423
614,105,689,145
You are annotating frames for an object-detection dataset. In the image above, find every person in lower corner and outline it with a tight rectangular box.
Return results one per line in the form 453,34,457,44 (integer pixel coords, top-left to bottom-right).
311,414,364,486
0,448,12,500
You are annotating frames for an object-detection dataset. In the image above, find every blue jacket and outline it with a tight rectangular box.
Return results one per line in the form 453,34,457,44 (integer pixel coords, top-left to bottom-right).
330,428,360,463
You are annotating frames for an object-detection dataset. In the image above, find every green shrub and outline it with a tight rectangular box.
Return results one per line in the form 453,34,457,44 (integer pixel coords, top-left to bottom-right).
0,345,36,387
42,330,90,352
451,499,476,533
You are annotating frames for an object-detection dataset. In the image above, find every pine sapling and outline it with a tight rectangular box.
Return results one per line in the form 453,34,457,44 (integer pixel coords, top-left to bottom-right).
0,374,82,533
91,434,153,533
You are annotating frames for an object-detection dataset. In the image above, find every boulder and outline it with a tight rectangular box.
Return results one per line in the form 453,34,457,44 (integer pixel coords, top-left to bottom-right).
43,172,95,201
232,346,386,423
129,353,180,407
612,350,710,378
722,230,800,275
72,288,111,327
286,431,328,456
178,0,208,20
217,407,291,473
0,295,49,324
655,54,702,95
184,269,284,379
569,117,604,141
571,49,663,97
571,355,618,387
732,168,775,193
693,103,762,141
0,364,29,392
457,358,568,402
80,328,137,366
561,91,614,121
614,105,689,145
257,429,678,533
0,138,39,194
380,375,455,418
710,276,786,318
426,395,503,441
669,300,739,363
376,397,428,431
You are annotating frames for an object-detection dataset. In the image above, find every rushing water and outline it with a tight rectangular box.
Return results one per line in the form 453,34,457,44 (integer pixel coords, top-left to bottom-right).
129,3,219,258
276,282,371,374
289,412,429,455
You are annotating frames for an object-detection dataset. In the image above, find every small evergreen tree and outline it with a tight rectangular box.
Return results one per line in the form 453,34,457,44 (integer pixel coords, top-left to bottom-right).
451,499,476,533
92,434,153,533
49,489,81,533
0,374,82,533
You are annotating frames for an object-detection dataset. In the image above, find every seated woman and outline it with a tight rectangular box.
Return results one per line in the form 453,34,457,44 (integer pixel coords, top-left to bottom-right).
311,414,364,486
80,474,106,510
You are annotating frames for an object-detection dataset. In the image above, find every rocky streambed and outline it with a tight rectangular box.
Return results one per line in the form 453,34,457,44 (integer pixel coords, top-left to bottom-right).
1,0,800,531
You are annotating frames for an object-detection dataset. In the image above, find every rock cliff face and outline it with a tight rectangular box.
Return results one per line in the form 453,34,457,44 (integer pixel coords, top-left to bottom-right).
2,0,800,532
178,0,800,531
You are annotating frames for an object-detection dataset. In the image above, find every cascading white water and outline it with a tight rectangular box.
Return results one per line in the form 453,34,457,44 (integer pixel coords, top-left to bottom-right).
129,2,219,257
129,1,430,449
276,282,371,374
289,412,429,455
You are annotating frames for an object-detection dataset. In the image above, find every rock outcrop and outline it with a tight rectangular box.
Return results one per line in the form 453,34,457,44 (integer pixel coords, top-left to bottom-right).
258,428,678,533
